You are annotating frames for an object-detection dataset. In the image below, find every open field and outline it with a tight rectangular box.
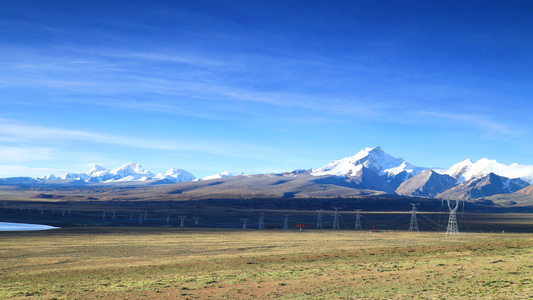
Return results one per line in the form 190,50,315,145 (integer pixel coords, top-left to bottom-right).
1,228,533,299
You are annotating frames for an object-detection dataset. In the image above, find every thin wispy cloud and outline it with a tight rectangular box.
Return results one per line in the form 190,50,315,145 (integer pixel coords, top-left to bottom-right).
1,0,533,177
0,165,68,178
420,111,522,137
0,146,55,162
0,119,274,159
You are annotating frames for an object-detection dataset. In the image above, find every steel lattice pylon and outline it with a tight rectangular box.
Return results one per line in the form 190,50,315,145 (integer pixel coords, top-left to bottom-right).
354,209,362,230
332,208,340,230
316,210,323,229
446,200,460,236
408,203,419,232
258,212,265,229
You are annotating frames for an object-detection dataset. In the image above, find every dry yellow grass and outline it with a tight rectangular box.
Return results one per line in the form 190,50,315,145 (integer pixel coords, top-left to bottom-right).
1,228,533,299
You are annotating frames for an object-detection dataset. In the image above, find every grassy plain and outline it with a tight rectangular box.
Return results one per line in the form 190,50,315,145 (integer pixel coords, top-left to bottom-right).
1,228,533,299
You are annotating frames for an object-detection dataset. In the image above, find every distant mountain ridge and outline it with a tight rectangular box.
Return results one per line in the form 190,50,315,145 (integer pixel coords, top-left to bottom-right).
310,146,532,199
395,170,457,198
36,162,196,184
436,173,529,200
435,158,533,184
1,146,533,201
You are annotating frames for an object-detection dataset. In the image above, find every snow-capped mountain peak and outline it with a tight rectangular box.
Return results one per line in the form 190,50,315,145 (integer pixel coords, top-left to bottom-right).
436,158,533,184
86,164,107,176
34,162,196,184
39,174,57,180
155,168,196,182
312,146,424,178
203,171,234,181
111,162,152,176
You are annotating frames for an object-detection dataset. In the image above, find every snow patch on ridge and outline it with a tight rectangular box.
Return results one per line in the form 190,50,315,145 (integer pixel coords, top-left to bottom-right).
38,162,196,183
312,146,424,178
203,171,234,181
155,168,196,182
435,158,533,184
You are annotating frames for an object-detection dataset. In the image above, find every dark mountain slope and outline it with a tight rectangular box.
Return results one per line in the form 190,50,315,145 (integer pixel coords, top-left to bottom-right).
395,169,457,198
437,173,529,200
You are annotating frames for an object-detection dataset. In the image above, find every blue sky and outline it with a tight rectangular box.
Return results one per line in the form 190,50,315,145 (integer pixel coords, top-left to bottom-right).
1,0,533,178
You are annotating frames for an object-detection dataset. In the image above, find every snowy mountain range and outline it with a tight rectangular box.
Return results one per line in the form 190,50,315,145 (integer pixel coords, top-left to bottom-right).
201,171,245,181
312,146,426,192
309,146,532,199
312,146,426,179
2,146,533,200
38,162,196,184
435,158,533,184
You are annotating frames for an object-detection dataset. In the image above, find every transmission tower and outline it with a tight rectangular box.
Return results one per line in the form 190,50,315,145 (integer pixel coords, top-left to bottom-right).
332,208,340,230
408,203,420,232
193,216,201,225
316,210,323,229
130,212,134,222
112,209,116,219
241,218,249,229
283,215,289,230
446,200,460,236
354,209,362,230
167,215,170,223
258,212,265,229
178,216,187,227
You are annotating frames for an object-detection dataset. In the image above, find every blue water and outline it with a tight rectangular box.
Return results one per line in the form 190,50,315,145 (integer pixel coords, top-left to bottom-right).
0,222,58,231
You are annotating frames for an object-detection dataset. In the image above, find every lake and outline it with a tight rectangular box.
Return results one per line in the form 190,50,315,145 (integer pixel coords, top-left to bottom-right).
0,222,58,231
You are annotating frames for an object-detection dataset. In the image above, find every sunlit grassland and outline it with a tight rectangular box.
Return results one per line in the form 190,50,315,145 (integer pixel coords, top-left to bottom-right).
1,228,533,299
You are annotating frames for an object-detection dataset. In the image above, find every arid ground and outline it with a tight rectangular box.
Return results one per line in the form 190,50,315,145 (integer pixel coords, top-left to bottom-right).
1,228,533,299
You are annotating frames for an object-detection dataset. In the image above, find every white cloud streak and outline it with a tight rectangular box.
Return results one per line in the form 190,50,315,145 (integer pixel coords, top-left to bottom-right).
0,146,55,162
0,165,68,178
0,119,274,159
420,111,522,137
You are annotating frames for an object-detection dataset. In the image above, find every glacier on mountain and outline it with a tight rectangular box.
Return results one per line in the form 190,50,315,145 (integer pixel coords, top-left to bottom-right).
312,146,425,178
202,171,238,181
11,146,533,195
155,168,196,182
38,162,195,183
434,158,533,184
